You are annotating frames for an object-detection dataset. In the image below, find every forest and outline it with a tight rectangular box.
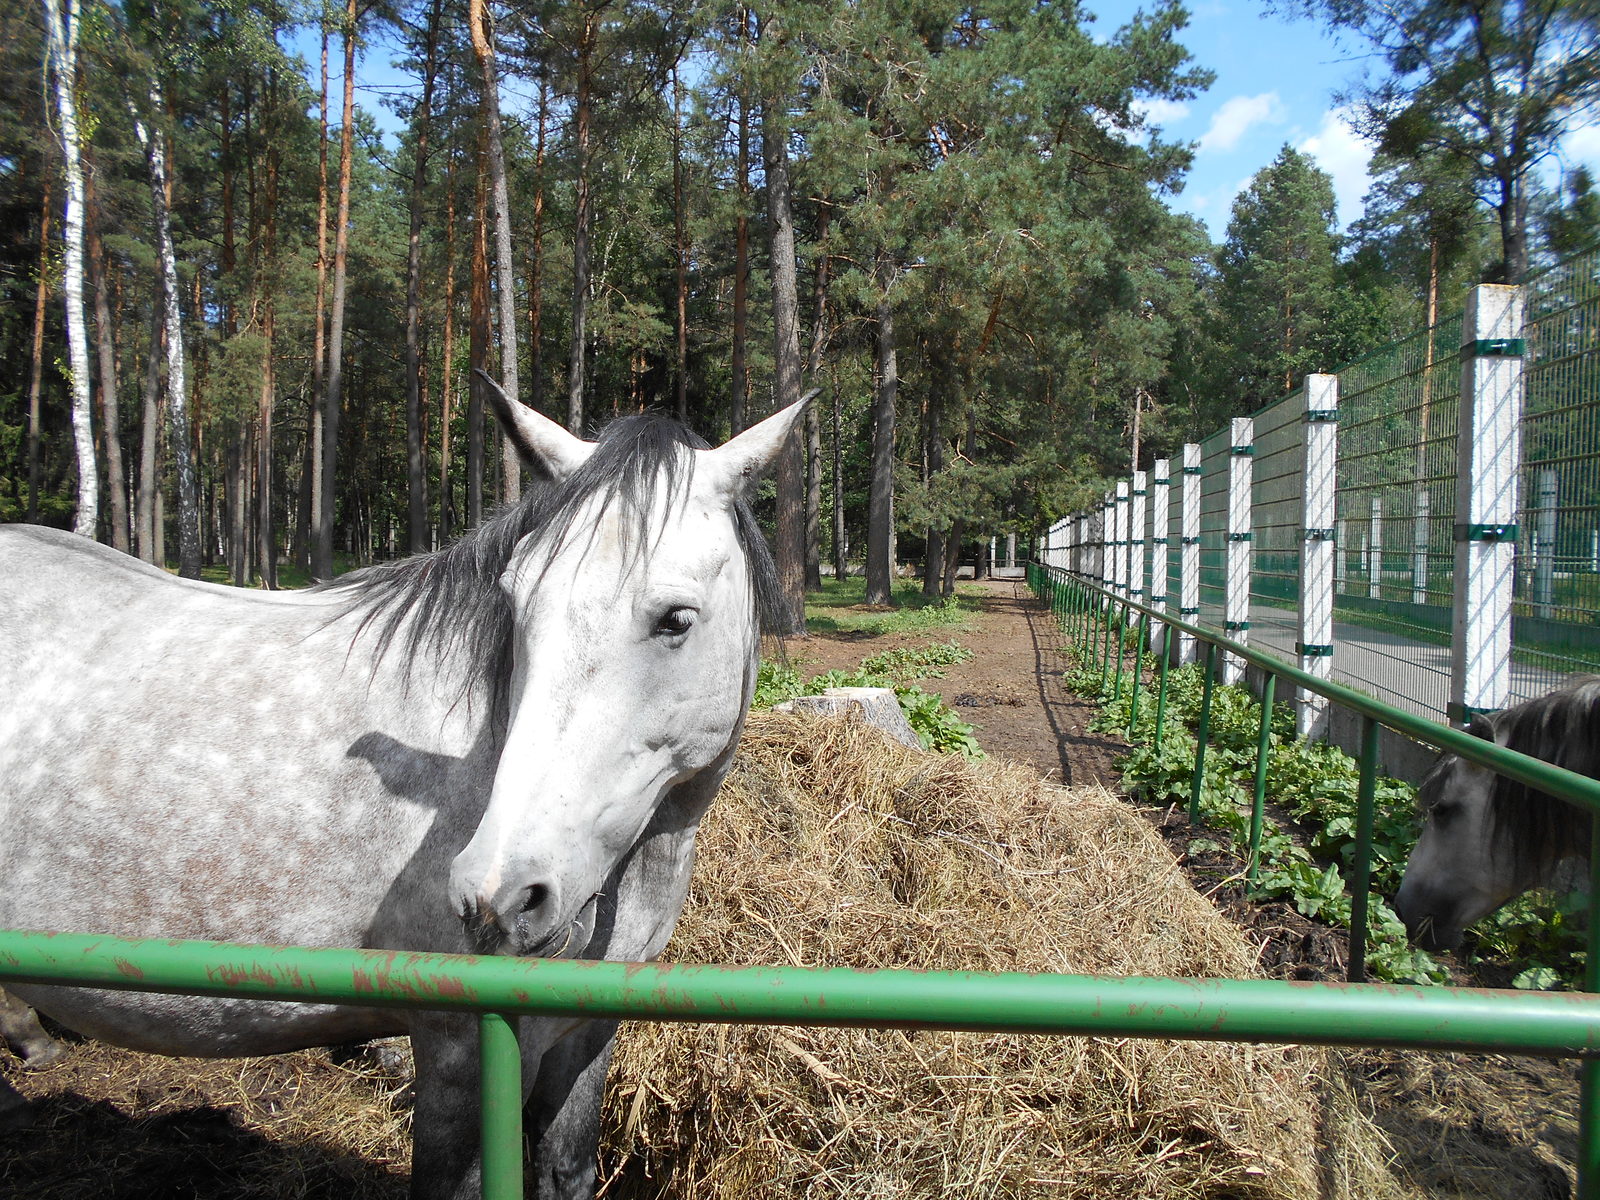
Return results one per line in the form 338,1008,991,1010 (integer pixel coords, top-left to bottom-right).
3,0,1597,629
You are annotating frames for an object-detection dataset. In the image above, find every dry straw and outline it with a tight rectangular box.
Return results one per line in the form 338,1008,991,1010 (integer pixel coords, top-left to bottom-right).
600,710,1410,1199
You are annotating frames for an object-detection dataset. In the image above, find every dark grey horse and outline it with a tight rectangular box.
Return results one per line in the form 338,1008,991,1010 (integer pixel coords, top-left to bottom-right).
0,389,805,1197
1396,676,1600,951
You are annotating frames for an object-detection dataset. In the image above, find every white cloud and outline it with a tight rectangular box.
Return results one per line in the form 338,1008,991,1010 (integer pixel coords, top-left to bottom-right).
1296,108,1377,231
1560,120,1600,169
1197,93,1287,154
1133,98,1192,129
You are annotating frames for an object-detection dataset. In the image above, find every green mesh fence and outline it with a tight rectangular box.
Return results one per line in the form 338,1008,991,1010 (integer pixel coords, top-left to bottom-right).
1516,247,1600,699
1249,391,1304,663
1333,316,1463,719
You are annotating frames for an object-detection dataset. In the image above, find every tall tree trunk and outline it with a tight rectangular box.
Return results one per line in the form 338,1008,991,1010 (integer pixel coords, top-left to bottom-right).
802,208,830,592
761,75,806,635
301,17,332,574
404,0,442,552
529,78,548,414
830,379,846,583
136,307,161,562
566,10,597,434
257,101,279,588
130,86,199,578
43,0,98,538
440,142,459,542
468,123,490,527
469,0,519,502
672,63,689,424
88,192,130,552
25,176,52,525
922,367,945,599
317,0,357,579
866,261,898,606
729,20,750,436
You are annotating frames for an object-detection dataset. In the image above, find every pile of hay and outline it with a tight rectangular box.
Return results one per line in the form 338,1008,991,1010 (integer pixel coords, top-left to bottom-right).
602,710,1406,1199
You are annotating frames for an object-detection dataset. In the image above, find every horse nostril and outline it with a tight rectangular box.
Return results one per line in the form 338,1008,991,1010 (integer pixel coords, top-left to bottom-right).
518,883,550,916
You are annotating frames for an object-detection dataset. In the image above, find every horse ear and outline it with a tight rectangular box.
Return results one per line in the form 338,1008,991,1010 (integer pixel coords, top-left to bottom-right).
704,389,818,500
475,369,593,478
1468,711,1505,744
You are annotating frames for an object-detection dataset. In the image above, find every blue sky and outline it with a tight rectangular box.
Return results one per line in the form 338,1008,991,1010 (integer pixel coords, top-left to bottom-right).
1092,0,1600,241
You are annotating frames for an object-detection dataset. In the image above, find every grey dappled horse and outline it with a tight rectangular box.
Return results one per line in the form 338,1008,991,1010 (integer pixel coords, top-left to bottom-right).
0,387,805,1198
1395,676,1600,951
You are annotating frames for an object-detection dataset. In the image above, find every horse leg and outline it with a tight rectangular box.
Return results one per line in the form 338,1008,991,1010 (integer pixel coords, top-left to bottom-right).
408,1012,580,1200
526,1019,617,1200
0,987,63,1068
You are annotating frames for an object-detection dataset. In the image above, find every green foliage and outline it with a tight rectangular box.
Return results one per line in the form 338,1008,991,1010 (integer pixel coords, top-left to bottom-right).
859,640,975,681
804,578,980,636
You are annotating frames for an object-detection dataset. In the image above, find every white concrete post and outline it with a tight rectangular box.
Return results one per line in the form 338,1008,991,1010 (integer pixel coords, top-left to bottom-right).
1129,470,1148,606
1298,375,1337,738
1006,532,1016,569
1450,284,1525,726
1101,496,1115,590
1151,459,1171,652
1114,481,1130,599
1368,496,1383,599
1178,442,1202,664
1411,488,1431,605
1534,467,1557,618
1223,417,1253,684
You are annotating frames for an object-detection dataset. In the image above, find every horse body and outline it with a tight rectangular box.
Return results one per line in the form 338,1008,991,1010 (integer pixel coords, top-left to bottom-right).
0,392,803,1198
1395,676,1600,952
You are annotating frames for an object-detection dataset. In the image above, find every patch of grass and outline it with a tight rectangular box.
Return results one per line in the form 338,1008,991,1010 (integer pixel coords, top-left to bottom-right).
803,576,981,635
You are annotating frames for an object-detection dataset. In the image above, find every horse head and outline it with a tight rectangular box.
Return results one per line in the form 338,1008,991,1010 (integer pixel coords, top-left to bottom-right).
448,383,805,957
1393,714,1509,951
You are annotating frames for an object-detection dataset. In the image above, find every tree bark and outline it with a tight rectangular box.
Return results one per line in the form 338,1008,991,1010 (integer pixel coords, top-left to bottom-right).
566,9,597,434
316,0,358,579
88,192,130,552
404,0,442,552
672,62,689,424
257,96,280,588
866,261,898,606
469,0,520,501
136,307,161,563
760,69,806,635
43,0,99,538
468,123,490,527
301,17,332,574
830,379,846,583
529,77,548,414
440,141,459,541
25,176,52,525
729,16,750,436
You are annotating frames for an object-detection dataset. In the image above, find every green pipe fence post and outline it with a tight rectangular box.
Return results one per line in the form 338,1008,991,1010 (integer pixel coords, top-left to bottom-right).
1189,643,1218,826
1347,717,1381,984
479,1012,524,1200
1154,623,1173,743
1112,610,1128,703
1126,613,1147,735
1581,812,1600,1200
1247,673,1277,887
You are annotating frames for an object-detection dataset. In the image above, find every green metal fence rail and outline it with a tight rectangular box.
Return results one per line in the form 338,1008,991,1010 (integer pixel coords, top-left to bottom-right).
5,928,1600,1199
1028,558,1600,1196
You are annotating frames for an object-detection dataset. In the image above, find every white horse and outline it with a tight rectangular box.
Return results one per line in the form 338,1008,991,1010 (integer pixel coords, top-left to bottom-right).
0,385,805,1198
1395,677,1600,951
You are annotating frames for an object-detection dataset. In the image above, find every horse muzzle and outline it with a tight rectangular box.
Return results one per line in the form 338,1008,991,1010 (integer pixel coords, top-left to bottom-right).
450,859,602,958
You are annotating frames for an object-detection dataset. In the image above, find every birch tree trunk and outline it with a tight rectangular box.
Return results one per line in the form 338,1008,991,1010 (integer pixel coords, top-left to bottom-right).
130,86,200,578
136,307,161,562
469,0,519,501
42,0,98,538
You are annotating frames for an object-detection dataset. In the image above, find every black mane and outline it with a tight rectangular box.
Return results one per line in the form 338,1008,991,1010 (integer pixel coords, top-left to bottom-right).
318,411,782,706
1426,676,1600,884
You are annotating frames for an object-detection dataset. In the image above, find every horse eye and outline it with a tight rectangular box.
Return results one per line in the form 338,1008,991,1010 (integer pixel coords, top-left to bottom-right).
1431,802,1458,826
654,608,696,639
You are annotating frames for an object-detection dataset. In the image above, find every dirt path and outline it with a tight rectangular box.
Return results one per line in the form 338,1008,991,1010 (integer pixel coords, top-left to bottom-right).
789,578,1127,786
